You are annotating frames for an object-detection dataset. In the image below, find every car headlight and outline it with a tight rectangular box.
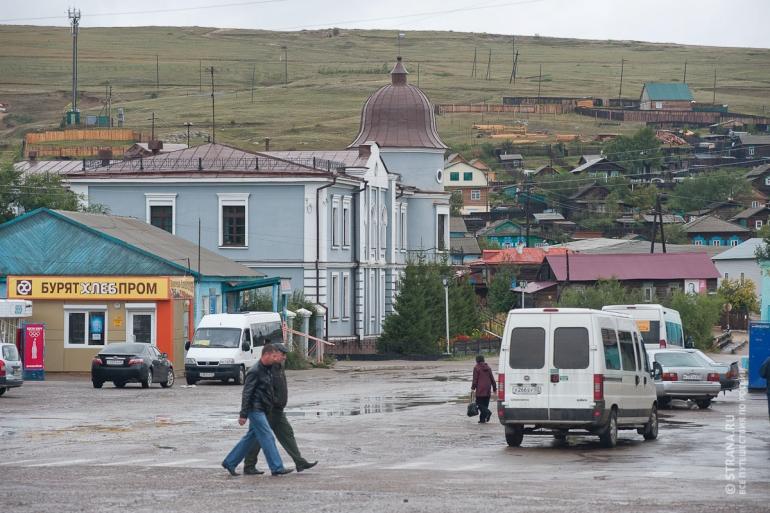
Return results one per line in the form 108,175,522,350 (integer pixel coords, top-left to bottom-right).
219,358,235,365
184,358,197,365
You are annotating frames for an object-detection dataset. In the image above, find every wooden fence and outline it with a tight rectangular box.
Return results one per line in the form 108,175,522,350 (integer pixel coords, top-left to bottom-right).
436,104,567,115
25,129,142,144
25,145,129,159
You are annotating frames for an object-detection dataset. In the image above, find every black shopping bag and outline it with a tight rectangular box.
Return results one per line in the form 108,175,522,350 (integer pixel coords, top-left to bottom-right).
466,392,479,417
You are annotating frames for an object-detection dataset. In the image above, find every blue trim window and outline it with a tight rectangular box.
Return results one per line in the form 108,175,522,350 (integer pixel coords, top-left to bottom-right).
450,172,459,181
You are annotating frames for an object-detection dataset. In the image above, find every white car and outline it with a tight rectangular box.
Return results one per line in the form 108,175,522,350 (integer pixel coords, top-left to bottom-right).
0,342,23,396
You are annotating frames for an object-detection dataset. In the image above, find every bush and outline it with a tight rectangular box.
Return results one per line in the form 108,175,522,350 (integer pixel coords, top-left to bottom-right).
663,291,723,349
558,279,644,310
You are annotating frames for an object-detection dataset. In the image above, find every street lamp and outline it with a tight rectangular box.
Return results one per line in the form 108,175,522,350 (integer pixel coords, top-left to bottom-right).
519,280,528,309
442,277,450,355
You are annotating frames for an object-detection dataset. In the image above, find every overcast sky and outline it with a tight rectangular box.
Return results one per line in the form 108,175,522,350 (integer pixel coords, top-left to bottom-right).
2,0,769,49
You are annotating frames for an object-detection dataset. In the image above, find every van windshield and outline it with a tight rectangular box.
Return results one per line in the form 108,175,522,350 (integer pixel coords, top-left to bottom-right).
192,328,242,348
635,320,660,346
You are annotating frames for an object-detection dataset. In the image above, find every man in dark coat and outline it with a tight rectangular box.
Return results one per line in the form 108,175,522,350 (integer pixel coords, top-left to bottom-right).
221,344,293,476
243,342,318,475
760,356,770,421
471,354,497,423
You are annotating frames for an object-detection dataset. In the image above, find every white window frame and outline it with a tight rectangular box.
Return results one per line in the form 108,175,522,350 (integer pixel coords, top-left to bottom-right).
693,239,703,246
330,273,339,320
730,239,739,247
712,239,721,247
145,193,177,234
217,193,250,248
380,206,388,253
755,220,764,230
471,189,481,201
752,201,760,208
394,206,400,251
342,197,351,248
400,205,407,252
342,272,350,320
63,305,108,348
331,195,341,248
379,271,386,329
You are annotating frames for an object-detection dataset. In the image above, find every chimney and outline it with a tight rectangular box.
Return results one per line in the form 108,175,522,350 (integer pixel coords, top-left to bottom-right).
97,148,113,166
358,144,371,158
28,150,37,161
148,139,163,155
264,137,271,152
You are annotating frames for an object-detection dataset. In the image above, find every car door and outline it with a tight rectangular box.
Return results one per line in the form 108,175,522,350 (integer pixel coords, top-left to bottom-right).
549,313,593,420
147,346,163,381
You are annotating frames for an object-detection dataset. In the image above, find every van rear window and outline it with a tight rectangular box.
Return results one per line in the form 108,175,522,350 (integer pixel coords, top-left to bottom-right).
553,327,589,369
508,327,545,369
636,320,660,345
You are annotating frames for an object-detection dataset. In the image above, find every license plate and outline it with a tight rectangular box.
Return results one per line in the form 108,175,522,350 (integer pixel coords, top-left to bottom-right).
106,360,124,366
512,384,541,395
199,372,215,378
683,374,701,381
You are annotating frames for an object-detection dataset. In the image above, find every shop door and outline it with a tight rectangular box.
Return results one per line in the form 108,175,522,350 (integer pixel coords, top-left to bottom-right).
127,310,155,345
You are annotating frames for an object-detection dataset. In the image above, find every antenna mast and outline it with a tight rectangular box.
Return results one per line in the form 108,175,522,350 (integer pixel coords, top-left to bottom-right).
68,8,81,116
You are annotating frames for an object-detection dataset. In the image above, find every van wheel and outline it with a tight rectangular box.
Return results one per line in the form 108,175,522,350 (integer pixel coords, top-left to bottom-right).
696,398,712,409
0,387,6,396
185,376,197,386
599,410,618,448
505,426,524,447
234,366,245,385
642,405,659,440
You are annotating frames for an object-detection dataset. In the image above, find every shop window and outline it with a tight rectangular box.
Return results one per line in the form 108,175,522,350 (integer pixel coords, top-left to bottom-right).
64,307,107,347
218,193,249,248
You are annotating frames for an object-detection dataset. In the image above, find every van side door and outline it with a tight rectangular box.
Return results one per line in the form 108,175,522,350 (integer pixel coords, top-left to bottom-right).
549,313,594,421
598,319,624,416
617,327,643,423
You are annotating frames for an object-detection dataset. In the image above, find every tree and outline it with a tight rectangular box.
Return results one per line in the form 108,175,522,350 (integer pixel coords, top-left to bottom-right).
603,127,663,175
17,172,79,212
663,291,723,350
0,159,20,222
627,184,658,212
756,234,770,261
654,222,689,244
486,264,519,313
718,278,759,314
666,171,752,213
557,279,645,310
450,190,463,216
449,279,481,338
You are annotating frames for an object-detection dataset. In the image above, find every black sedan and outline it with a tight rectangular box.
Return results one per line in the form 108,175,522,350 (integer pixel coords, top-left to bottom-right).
91,343,174,389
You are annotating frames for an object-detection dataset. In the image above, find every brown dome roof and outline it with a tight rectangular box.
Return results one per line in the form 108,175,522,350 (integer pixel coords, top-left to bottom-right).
348,57,447,150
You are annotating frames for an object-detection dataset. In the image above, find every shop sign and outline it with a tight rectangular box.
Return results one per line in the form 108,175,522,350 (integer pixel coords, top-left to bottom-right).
7,276,170,300
23,324,45,370
170,276,195,299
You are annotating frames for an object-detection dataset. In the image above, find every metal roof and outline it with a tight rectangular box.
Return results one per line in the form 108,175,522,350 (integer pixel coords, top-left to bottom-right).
265,150,369,168
545,253,719,281
737,134,770,146
0,209,262,279
450,216,468,233
550,238,727,256
684,215,750,234
348,58,446,150
730,206,770,220
450,236,481,255
642,82,694,101
712,238,765,261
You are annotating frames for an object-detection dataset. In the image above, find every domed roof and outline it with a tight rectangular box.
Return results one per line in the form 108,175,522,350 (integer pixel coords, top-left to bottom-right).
348,57,447,150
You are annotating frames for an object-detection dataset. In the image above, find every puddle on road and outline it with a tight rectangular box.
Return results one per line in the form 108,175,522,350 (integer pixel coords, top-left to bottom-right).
285,393,463,417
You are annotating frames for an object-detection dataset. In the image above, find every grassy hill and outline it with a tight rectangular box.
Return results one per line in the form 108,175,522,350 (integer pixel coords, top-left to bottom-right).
1,25,768,153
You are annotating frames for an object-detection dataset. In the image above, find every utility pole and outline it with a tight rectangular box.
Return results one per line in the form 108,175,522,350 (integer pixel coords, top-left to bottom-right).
485,49,492,80
184,122,193,147
524,179,533,247
199,60,202,93
537,64,542,116
417,63,420,87
471,47,477,78
210,67,216,144
509,35,515,84
683,60,687,83
512,51,519,84
618,58,625,102
156,54,160,91
68,8,80,115
251,63,256,103
713,68,717,104
148,112,157,141
658,195,667,253
281,46,288,87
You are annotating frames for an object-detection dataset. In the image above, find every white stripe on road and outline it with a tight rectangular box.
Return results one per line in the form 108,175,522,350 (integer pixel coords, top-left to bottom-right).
149,458,205,467
94,458,158,466
0,459,39,466
27,459,95,467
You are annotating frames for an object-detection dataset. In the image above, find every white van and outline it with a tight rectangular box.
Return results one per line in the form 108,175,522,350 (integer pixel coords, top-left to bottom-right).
184,312,283,385
602,304,684,350
497,308,659,448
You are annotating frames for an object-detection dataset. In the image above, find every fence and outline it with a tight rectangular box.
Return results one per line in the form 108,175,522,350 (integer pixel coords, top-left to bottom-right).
25,129,142,144
25,145,130,159
452,339,500,356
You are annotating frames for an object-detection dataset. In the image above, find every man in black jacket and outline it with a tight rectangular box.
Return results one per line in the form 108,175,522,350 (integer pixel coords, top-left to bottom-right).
760,356,770,421
243,343,318,475
221,344,293,476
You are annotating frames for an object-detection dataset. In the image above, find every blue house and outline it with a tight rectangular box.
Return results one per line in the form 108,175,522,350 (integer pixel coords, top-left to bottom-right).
683,215,751,247
59,58,450,354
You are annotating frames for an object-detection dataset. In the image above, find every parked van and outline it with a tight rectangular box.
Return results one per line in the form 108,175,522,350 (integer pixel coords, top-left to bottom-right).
602,304,684,350
184,312,283,385
497,308,659,448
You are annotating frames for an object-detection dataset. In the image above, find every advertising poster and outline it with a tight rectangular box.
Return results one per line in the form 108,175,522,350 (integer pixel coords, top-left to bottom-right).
23,323,45,370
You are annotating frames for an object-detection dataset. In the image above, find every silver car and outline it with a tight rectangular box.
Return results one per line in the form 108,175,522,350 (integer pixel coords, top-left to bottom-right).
648,349,721,409
684,348,740,392
0,342,23,396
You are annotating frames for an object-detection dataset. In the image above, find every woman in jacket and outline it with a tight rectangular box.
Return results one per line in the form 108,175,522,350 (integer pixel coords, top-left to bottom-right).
471,354,497,423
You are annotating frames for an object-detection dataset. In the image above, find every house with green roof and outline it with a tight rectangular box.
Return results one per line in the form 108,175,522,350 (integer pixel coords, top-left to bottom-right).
640,82,694,111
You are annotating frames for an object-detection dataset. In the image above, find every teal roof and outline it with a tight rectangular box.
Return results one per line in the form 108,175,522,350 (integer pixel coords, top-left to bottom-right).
643,83,693,101
0,209,261,280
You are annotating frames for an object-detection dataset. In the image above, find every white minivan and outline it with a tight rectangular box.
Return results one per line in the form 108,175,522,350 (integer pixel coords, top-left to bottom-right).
497,308,659,448
184,312,283,385
602,304,685,350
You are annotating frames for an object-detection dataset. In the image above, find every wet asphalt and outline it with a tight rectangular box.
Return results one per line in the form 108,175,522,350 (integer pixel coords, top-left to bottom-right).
1,357,768,513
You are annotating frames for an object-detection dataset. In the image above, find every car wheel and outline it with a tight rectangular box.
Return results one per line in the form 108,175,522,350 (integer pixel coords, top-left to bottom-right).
161,368,175,388
642,405,659,440
0,387,6,396
142,369,152,389
185,376,197,386
92,381,103,389
696,398,712,409
114,381,126,388
234,365,245,385
599,409,618,448
554,431,567,441
505,425,524,447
